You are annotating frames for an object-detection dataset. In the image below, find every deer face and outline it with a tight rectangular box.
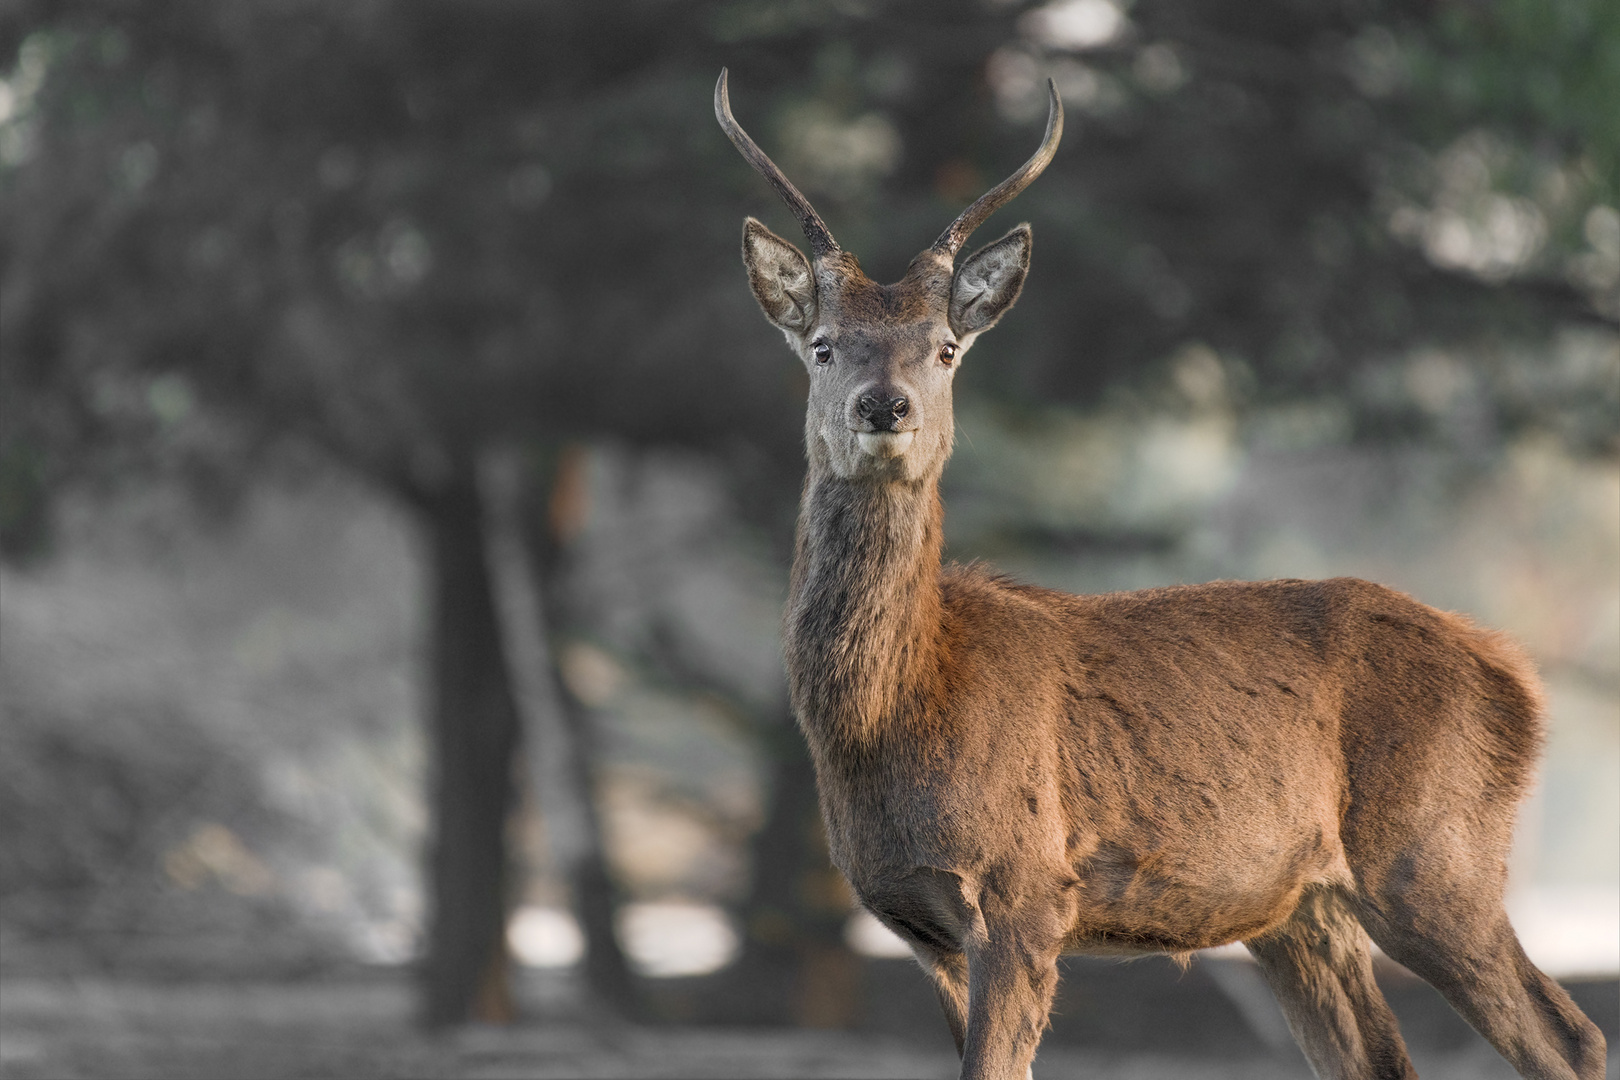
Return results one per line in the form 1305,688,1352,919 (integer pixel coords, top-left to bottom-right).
741,218,1033,482
716,69,1060,484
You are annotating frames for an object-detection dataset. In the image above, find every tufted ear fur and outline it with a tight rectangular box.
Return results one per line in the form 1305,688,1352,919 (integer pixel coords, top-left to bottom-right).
742,217,817,333
949,224,1032,336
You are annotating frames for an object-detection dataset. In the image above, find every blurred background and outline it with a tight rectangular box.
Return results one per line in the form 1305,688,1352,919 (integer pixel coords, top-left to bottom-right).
0,0,1615,1076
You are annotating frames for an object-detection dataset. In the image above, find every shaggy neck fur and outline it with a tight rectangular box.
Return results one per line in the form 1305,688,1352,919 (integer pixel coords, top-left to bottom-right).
783,466,946,751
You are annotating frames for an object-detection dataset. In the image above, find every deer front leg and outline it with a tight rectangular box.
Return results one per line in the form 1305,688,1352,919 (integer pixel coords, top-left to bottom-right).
959,920,1062,1080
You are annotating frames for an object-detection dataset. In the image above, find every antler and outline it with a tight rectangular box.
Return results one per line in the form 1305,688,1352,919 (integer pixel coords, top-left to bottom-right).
932,79,1063,259
715,69,840,259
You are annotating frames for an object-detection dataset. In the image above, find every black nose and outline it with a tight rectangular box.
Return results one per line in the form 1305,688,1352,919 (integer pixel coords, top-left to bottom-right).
857,394,910,430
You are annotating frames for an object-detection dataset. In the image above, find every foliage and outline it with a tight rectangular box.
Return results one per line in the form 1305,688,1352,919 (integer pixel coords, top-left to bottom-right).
1410,0,1620,204
1,0,1614,554
0,2,801,555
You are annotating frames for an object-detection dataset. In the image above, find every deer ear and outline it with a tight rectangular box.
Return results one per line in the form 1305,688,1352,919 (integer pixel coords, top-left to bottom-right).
742,217,817,333
950,224,1031,336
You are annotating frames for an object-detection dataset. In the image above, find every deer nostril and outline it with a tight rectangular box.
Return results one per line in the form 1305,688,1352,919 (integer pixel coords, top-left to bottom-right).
856,393,910,430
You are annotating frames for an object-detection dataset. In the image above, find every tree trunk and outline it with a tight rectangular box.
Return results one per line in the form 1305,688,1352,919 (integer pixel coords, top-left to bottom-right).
556,712,642,1017
521,443,642,1017
732,726,863,1027
419,467,521,1027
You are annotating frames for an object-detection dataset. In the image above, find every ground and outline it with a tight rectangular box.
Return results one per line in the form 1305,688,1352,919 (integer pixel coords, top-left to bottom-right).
2,968,1615,1080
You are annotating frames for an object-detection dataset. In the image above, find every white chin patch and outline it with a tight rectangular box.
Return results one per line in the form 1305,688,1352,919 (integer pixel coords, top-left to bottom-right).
856,430,914,458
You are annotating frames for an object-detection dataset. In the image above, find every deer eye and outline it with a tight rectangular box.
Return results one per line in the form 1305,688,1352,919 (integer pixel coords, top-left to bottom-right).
812,341,832,364
939,342,958,364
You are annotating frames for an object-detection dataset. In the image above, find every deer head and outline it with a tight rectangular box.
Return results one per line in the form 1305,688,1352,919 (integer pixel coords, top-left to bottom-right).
716,70,1063,484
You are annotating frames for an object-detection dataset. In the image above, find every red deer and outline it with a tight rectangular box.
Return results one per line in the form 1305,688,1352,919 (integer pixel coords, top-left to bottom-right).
715,69,1606,1080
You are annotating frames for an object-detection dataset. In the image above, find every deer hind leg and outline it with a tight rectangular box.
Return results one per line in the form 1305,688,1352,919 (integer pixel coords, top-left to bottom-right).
913,945,970,1058
1244,885,1416,1080
1353,878,1607,1080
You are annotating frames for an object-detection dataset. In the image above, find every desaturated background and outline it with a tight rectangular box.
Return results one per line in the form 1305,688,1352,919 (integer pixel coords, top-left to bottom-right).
0,0,1616,1076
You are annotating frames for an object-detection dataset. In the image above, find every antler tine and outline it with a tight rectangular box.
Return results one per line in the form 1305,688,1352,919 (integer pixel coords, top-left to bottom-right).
715,69,839,259
932,79,1063,259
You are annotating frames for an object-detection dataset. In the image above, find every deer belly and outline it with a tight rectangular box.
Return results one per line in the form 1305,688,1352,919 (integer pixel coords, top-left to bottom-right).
1064,829,1346,953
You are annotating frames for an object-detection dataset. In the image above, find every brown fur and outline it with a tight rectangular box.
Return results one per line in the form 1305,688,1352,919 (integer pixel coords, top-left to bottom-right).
721,81,1606,1080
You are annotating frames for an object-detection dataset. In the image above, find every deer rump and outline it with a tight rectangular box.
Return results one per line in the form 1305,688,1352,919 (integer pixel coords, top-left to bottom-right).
819,573,1540,962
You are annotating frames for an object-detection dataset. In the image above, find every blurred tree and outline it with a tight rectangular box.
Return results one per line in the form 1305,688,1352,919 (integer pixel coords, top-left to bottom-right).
3,0,1612,1029
517,443,643,1017
0,0,796,1024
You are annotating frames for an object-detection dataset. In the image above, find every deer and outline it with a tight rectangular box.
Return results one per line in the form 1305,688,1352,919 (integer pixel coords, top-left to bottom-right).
714,70,1606,1080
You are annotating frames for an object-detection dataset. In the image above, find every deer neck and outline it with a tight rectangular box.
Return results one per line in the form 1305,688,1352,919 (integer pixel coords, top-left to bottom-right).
784,467,946,748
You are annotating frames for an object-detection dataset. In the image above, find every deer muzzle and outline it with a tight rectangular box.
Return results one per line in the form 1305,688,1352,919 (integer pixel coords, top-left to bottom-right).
853,393,915,457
